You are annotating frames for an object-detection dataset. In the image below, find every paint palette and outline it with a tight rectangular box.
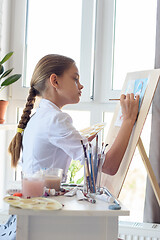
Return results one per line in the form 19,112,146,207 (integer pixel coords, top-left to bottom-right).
3,196,62,211
80,122,106,138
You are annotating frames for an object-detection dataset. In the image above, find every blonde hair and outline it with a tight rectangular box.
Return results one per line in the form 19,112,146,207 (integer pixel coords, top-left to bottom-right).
9,54,75,167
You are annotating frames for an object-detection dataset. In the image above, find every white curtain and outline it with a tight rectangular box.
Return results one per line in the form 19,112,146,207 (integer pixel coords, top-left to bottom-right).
143,0,160,223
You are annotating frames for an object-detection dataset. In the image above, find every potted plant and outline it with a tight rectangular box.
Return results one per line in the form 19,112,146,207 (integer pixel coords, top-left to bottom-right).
0,52,21,124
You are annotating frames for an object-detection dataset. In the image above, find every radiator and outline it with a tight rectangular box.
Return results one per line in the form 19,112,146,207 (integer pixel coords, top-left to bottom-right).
119,221,160,240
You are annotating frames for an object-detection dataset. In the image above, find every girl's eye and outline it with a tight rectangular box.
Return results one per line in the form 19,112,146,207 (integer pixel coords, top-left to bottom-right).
74,78,79,86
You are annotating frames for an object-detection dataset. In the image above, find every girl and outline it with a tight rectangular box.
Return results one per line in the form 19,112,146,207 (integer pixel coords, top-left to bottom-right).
4,54,139,240
8,54,139,177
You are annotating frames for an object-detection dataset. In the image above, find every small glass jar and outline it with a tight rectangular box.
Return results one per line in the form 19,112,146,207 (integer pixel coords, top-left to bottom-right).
44,168,63,191
22,172,45,198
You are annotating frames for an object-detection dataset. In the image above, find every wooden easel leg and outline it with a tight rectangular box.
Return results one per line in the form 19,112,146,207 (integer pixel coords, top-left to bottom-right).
137,137,160,206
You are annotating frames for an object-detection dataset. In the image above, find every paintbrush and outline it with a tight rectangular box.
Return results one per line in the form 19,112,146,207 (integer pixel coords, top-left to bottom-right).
81,140,92,191
89,144,96,193
94,134,98,183
109,99,120,101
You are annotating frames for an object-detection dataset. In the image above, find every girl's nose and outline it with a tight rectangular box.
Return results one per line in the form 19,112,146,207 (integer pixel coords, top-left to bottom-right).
79,83,83,89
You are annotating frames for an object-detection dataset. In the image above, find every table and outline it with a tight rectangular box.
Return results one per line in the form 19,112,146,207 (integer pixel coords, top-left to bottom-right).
9,195,129,240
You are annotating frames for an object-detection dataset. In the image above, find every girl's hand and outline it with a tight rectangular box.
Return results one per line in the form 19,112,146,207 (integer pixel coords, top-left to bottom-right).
120,93,139,125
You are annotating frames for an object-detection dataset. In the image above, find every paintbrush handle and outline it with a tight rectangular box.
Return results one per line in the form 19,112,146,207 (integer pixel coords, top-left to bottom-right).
109,99,120,101
89,152,96,193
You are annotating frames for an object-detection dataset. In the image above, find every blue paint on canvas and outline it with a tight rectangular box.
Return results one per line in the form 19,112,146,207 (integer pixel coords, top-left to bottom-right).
134,78,148,111
115,77,149,126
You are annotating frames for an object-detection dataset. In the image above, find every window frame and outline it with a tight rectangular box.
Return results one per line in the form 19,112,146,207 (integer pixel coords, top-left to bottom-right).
9,0,29,101
9,0,121,105
93,0,121,103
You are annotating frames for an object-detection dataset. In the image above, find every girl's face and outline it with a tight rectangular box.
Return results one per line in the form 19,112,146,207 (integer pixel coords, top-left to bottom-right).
56,64,83,107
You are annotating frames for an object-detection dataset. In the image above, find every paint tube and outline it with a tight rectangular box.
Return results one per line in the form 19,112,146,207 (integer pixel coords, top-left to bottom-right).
76,189,85,200
76,190,96,203
43,187,56,196
95,194,114,203
85,196,96,204
64,187,78,197
86,193,96,204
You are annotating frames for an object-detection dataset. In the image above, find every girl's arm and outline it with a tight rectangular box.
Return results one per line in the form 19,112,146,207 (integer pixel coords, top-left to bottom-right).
102,93,139,175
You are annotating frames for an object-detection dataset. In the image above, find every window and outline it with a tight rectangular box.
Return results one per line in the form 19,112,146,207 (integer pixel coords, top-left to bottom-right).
113,0,157,90
10,0,157,102
24,0,82,87
21,0,96,102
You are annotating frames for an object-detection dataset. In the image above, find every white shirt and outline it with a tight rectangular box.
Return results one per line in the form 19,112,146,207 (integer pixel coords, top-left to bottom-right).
21,99,87,178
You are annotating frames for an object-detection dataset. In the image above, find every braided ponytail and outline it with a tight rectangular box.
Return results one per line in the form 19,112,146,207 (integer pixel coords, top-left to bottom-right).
8,87,37,167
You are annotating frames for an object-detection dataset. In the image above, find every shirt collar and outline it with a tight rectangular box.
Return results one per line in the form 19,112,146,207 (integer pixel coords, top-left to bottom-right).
39,98,61,112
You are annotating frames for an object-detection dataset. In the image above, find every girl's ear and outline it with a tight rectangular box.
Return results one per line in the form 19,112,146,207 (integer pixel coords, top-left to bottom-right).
49,74,58,88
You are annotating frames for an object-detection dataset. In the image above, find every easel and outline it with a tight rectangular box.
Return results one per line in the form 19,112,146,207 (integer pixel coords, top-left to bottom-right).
101,69,160,204
137,137,160,206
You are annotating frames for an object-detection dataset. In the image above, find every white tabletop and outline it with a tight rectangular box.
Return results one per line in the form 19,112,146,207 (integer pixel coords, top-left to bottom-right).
9,195,129,217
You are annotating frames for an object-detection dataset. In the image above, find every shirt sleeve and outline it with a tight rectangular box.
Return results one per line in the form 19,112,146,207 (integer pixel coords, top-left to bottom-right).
48,111,88,162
